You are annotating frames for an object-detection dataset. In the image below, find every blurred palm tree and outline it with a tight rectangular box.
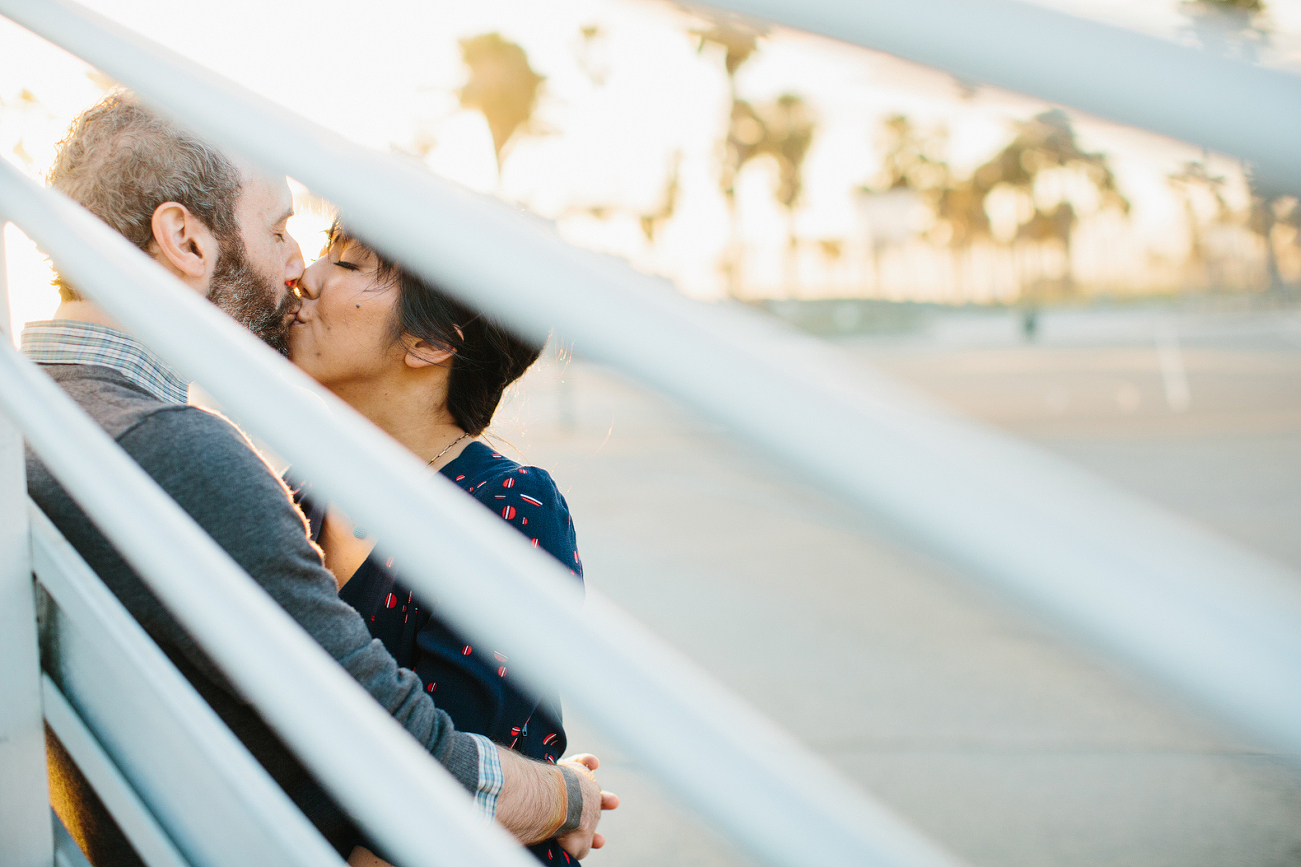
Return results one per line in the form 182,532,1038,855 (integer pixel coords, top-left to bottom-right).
1169,161,1231,287
693,17,760,95
1189,0,1299,292
970,109,1128,297
1179,0,1269,61
721,94,816,295
874,115,950,193
764,94,815,217
857,115,956,295
862,110,1127,302
458,33,545,179
1246,167,1299,291
869,115,982,245
694,17,816,296
640,150,682,244
1167,160,1294,292
694,16,763,296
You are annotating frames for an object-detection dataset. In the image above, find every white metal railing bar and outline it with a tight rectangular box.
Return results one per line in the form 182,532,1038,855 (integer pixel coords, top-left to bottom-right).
4,0,1300,769
52,811,91,867
0,164,952,867
41,676,189,867
703,0,1301,193
0,233,53,867
0,337,539,867
29,503,345,867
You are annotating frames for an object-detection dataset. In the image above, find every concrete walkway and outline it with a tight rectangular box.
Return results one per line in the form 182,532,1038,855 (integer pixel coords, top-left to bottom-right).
493,303,1301,867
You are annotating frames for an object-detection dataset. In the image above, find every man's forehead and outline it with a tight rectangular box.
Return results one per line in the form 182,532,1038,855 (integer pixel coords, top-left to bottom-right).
236,169,293,219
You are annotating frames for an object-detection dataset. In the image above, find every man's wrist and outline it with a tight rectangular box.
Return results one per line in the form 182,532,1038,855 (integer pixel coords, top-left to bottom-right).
538,767,568,840
464,733,503,820
556,766,584,835
494,749,578,845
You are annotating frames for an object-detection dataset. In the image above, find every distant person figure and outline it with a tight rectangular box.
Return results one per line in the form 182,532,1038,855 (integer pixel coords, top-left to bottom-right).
1022,307,1039,341
287,220,593,865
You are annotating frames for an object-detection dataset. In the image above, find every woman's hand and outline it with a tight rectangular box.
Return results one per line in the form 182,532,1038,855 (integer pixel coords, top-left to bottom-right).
556,754,620,859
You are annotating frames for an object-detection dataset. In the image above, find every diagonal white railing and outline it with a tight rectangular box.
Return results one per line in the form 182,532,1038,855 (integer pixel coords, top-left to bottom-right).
0,204,52,867
2,0,1301,866
703,0,1301,192
30,493,346,867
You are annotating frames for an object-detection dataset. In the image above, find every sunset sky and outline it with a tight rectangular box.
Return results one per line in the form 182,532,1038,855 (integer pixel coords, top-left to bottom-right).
2,0,1297,338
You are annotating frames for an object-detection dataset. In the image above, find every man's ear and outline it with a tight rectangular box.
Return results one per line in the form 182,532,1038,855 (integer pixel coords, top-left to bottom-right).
404,338,455,369
150,202,219,284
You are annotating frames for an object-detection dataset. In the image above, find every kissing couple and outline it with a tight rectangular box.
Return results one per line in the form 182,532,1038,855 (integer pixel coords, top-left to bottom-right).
27,92,617,867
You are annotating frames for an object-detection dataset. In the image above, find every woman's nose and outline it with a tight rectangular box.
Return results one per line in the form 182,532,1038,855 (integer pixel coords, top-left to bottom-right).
297,259,325,300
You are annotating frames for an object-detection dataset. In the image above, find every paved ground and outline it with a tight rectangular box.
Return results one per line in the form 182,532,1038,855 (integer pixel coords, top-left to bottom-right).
492,300,1301,867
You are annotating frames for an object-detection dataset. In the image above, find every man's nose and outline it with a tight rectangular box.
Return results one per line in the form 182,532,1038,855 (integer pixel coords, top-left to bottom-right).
284,234,306,284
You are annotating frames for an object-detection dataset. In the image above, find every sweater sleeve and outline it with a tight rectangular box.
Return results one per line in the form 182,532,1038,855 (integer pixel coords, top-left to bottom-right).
117,407,486,791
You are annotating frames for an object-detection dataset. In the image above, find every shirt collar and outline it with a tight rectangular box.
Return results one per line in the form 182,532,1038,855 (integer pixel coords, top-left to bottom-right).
20,319,189,405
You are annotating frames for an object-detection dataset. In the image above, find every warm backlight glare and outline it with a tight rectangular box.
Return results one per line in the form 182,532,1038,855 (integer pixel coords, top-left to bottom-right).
2,0,1297,343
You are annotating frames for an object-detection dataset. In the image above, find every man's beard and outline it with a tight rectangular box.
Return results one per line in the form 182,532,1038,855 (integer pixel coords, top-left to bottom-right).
207,237,298,357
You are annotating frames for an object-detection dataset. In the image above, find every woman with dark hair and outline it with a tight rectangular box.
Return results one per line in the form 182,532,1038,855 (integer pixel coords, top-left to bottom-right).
287,221,587,866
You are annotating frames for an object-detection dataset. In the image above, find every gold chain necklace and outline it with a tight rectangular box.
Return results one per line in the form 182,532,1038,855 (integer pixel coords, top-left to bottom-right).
426,432,471,468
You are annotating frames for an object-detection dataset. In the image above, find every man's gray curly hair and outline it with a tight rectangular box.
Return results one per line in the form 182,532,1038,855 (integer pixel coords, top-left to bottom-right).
47,91,242,301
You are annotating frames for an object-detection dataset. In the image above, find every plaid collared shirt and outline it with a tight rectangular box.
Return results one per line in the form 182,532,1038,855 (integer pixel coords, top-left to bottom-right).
465,733,505,820
20,319,189,405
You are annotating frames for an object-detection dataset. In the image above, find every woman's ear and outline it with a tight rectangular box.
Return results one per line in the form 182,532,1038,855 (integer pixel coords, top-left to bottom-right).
404,338,455,369
150,202,220,286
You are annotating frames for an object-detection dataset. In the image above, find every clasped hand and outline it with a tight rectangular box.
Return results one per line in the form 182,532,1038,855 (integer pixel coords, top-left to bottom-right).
556,754,619,860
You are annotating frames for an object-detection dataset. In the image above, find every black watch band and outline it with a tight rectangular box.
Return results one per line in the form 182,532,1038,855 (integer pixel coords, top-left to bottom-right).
557,766,585,835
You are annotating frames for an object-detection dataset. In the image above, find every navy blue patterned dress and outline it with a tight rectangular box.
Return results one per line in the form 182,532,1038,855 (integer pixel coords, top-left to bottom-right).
291,441,583,864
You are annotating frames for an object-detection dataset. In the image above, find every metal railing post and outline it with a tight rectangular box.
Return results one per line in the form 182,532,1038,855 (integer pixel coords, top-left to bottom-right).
0,225,54,867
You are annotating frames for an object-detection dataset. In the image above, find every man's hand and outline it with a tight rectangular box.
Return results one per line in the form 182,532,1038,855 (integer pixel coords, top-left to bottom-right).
556,754,619,859
494,748,618,858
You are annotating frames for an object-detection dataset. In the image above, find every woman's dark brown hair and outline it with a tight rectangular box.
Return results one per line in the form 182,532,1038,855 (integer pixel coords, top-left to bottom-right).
330,221,543,435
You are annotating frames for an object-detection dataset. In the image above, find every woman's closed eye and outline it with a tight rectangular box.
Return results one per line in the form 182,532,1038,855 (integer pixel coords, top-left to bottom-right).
333,259,361,271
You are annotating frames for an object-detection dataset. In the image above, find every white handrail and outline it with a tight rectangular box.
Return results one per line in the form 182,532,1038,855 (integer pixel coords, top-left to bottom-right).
0,228,52,867
40,677,190,867
51,811,91,867
702,0,1301,192
30,500,347,867
0,157,956,867
5,0,1301,764
0,323,537,867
